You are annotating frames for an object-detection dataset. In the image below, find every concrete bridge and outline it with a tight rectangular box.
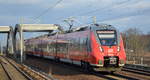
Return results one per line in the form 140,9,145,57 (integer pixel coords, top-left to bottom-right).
0,24,62,63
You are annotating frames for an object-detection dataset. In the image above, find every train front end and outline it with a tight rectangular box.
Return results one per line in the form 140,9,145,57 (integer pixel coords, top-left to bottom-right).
90,24,126,71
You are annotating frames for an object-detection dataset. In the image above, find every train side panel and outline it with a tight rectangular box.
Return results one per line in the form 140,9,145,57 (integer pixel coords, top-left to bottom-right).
55,30,90,62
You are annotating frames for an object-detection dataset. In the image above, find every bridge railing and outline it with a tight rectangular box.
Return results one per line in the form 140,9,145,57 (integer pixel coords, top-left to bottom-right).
126,55,150,67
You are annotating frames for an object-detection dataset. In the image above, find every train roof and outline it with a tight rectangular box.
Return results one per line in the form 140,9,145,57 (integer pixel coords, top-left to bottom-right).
25,24,119,41
90,24,117,31
70,24,117,32
46,24,118,34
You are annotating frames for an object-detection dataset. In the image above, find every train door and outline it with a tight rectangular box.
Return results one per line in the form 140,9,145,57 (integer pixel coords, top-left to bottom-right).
54,35,58,59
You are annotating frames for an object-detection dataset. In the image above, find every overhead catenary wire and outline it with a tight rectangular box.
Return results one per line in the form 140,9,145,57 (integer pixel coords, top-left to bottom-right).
75,0,141,25
22,0,63,41
47,0,136,30
78,0,133,16
56,0,134,26
34,0,63,20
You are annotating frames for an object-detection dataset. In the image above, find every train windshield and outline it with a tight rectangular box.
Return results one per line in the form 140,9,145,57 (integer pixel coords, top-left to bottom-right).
96,30,117,46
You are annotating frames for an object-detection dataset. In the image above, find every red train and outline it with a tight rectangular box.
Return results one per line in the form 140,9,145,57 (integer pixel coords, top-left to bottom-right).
25,24,126,72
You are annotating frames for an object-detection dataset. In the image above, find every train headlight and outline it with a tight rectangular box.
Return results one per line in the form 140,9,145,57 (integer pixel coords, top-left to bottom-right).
117,46,120,52
99,47,103,52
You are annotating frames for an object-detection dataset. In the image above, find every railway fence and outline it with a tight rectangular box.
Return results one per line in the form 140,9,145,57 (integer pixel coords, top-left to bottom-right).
125,54,150,75
126,54,150,66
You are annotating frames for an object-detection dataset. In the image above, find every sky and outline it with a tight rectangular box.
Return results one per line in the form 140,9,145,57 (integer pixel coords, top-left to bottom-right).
0,0,150,45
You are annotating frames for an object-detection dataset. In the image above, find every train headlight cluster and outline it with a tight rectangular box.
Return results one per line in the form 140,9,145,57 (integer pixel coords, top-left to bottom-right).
98,60,103,67
98,60,103,65
119,60,125,66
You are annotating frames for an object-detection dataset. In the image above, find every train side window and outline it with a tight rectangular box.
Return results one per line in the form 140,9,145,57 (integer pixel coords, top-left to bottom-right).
87,37,92,52
79,38,82,52
81,38,85,52
43,44,47,52
48,44,51,53
84,37,87,49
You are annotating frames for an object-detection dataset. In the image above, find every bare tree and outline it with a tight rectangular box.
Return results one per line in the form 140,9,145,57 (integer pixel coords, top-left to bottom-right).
123,28,147,64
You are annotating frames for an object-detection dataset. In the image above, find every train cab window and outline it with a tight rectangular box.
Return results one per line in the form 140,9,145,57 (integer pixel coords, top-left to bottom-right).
97,30,117,46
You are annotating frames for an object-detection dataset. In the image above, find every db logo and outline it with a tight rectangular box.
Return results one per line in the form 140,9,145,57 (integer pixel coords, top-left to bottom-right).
108,49,113,53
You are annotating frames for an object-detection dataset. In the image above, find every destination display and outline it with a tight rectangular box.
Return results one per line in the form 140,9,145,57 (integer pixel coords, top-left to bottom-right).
97,31,115,38
96,30,115,34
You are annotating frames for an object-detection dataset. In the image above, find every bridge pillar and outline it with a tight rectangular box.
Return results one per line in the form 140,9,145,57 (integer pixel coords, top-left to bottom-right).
14,24,61,63
0,26,14,55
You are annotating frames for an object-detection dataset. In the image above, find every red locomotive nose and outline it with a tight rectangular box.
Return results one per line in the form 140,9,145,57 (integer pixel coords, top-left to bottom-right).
90,26,126,70
102,46,118,56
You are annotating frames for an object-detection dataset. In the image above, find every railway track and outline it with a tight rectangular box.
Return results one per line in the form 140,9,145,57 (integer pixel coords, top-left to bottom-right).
122,65,150,76
20,64,57,80
57,61,141,80
24,55,150,80
0,56,31,80
0,55,56,80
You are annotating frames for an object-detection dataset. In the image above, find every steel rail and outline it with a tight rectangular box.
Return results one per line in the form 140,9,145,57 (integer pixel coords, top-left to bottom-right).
32,56,134,80
0,62,12,80
122,67,150,76
1,56,33,80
